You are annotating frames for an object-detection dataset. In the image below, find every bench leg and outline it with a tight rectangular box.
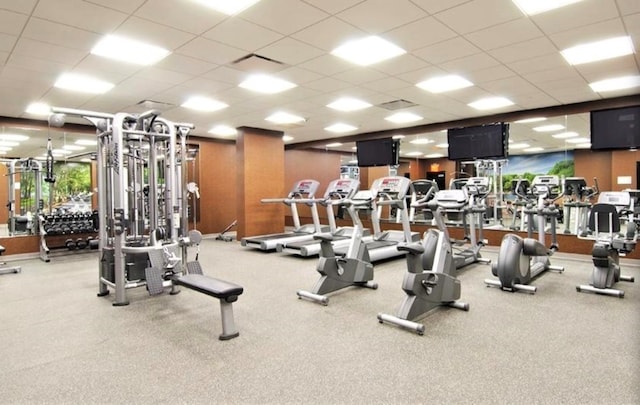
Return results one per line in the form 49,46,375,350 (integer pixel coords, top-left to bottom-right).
218,300,239,340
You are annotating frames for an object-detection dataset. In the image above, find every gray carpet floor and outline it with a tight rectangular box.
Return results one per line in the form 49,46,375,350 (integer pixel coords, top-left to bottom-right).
0,237,638,404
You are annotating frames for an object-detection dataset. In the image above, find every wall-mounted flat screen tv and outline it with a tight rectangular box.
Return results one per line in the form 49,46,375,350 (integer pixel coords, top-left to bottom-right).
447,123,509,161
590,105,640,150
356,138,399,167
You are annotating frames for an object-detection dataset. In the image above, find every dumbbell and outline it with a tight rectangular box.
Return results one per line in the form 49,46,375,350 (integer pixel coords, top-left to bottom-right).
76,238,87,249
65,239,77,250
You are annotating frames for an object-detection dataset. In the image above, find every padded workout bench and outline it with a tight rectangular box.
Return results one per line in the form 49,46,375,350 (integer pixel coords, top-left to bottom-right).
0,245,21,275
172,264,244,340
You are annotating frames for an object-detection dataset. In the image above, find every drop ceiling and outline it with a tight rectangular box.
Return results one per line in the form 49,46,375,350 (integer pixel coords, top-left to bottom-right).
0,0,639,160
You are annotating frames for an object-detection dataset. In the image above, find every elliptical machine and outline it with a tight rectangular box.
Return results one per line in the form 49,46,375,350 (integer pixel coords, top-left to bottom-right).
485,176,564,293
377,189,469,335
577,191,636,298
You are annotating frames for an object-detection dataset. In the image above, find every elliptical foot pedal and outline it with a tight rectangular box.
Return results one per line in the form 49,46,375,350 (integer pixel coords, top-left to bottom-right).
145,266,165,296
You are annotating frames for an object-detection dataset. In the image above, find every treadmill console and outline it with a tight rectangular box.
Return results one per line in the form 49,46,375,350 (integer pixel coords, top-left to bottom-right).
434,189,467,209
531,175,560,198
370,176,412,200
324,178,359,199
598,191,632,208
289,179,321,198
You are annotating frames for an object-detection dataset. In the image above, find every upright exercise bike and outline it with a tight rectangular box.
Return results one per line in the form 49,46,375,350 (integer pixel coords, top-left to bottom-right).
377,190,469,335
577,191,636,298
485,176,564,293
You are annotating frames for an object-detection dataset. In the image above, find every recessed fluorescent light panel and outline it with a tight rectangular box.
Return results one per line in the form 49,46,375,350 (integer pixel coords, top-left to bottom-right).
331,36,406,66
0,141,19,147
436,143,449,149
561,36,635,65
62,145,86,151
404,151,423,157
392,135,405,140
416,75,473,93
523,147,544,152
409,138,432,145
91,35,170,66
0,134,29,141
54,73,114,94
326,142,343,147
512,0,583,15
385,112,423,124
282,135,294,142
509,143,530,149
265,112,305,125
239,74,296,94
324,123,357,133
514,117,546,123
425,153,444,158
326,97,372,111
552,131,579,139
181,96,228,112
193,0,260,15
25,102,50,115
533,124,565,132
575,143,591,148
468,97,514,110
589,75,640,92
208,125,237,136
566,137,591,144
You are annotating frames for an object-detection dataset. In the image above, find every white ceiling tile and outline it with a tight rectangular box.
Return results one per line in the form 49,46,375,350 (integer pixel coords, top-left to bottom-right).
33,0,128,34
298,54,353,76
154,54,217,76
301,0,365,14
5,54,72,77
176,37,246,65
434,0,522,35
0,9,28,36
617,0,640,15
466,65,516,84
385,17,457,51
135,0,226,35
362,76,412,92
414,37,481,64
22,18,100,51
111,16,196,51
41,87,99,108
488,37,558,64
336,0,427,34
84,0,147,14
74,55,144,82
574,55,639,81
302,77,351,93
398,66,448,85
466,18,543,51
179,77,234,94
440,53,501,74
201,66,246,85
549,18,627,49
480,76,542,96
410,0,473,15
202,18,283,52
0,0,36,14
134,67,193,86
13,37,86,65
0,32,16,52
0,65,54,88
240,0,329,36
114,76,176,95
531,0,620,35
510,53,568,75
291,17,365,51
333,68,388,85
257,37,324,65
372,54,430,76
0,50,8,65
278,66,323,85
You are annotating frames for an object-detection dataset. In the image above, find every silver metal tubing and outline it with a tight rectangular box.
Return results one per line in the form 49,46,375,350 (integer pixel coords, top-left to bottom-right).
620,275,635,282
484,279,502,288
514,283,537,293
219,301,240,340
296,290,329,305
377,313,426,335
577,284,624,298
548,264,565,272
100,277,116,288
51,107,114,119
477,257,491,264
449,301,469,311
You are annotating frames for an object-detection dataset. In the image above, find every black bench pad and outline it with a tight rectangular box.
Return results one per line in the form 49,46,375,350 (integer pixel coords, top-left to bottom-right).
173,274,244,302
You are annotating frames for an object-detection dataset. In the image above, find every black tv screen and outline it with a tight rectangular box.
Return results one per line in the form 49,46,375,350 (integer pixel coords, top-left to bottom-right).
447,123,508,161
356,138,399,167
590,105,640,150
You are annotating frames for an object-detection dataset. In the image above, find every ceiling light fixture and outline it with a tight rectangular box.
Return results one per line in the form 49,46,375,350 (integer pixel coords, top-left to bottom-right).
409,138,433,145
561,36,635,66
208,125,237,136
331,36,406,66
514,117,547,123
589,75,640,92
385,112,423,124
533,124,565,132
193,0,260,15
425,153,444,158
468,97,514,110
566,137,591,144
523,147,544,152
91,35,170,65
324,123,357,133
265,112,306,125
62,145,86,151
392,134,405,140
0,134,29,141
238,74,296,94
416,75,473,93
0,141,19,147
75,139,98,146
25,102,51,116
282,135,294,142
552,131,579,139
404,151,423,157
326,97,372,112
54,73,114,94
512,0,583,15
326,142,343,147
181,96,228,112
436,143,449,148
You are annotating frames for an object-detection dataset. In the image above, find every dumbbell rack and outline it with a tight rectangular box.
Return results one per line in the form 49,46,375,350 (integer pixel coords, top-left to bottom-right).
39,212,99,262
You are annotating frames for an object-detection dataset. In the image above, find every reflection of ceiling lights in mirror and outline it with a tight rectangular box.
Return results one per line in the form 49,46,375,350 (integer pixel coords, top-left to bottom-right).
0,134,29,141
566,137,590,144
392,134,405,139
62,145,86,151
0,141,19,147
326,142,342,147
552,131,579,139
509,143,530,149
534,124,565,132
514,117,546,123
409,138,433,145
425,153,444,158
404,151,423,157
523,147,544,152
436,143,448,148
75,139,98,146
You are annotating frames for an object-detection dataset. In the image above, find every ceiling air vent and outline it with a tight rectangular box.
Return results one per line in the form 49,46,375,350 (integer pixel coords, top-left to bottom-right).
378,99,418,110
136,99,175,111
231,53,286,73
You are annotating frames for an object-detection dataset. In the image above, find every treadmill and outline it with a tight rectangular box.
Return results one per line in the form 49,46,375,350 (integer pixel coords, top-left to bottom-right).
241,179,328,251
335,176,420,263
277,178,370,257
